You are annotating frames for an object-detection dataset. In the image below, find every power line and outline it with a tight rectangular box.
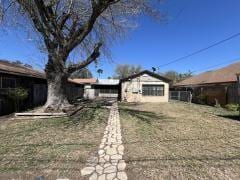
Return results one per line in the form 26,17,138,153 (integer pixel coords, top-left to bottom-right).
169,0,192,23
158,32,240,68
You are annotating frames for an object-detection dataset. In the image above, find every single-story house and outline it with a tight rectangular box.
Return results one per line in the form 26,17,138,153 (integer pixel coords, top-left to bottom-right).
0,60,47,115
68,78,120,99
174,61,240,105
70,70,171,103
0,60,82,115
120,70,171,102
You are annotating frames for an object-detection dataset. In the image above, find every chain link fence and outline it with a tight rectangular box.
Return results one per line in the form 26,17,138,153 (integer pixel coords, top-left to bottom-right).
169,91,192,102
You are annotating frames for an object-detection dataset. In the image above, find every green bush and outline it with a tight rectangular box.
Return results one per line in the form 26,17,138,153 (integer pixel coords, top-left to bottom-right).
225,104,239,111
7,87,28,111
195,93,207,105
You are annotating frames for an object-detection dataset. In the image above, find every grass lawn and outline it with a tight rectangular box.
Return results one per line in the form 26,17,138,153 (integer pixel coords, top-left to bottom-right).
119,101,240,180
0,106,109,180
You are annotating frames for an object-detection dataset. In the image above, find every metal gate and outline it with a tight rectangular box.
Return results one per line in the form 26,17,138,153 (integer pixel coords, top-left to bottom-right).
169,91,192,102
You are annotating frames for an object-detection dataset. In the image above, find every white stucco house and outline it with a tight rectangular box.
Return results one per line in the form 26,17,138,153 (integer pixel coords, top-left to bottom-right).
120,70,170,102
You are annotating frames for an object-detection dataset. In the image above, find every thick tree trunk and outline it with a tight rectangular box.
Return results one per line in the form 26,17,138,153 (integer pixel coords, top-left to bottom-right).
44,54,71,112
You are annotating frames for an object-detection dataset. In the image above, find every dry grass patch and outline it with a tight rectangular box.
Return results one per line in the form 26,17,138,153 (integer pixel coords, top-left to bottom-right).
0,106,109,180
119,101,240,180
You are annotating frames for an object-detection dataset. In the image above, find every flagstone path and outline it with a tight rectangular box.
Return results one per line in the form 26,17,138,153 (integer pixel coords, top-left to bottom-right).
81,102,127,180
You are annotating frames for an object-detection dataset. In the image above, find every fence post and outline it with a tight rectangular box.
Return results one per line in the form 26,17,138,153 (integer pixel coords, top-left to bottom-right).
237,74,240,119
178,91,180,101
189,91,192,103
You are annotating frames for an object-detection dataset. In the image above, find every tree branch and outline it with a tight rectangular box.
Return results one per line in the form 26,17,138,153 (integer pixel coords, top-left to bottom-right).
66,0,120,53
16,0,55,49
67,42,102,74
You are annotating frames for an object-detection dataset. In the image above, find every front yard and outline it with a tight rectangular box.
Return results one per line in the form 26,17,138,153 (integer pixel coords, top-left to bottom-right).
119,101,240,180
0,105,109,180
0,100,240,180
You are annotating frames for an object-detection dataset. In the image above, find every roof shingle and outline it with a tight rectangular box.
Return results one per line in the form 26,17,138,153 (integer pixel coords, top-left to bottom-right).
175,61,240,86
0,60,45,79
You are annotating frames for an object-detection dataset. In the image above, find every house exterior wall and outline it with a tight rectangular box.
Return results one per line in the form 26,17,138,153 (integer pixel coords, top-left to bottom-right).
121,74,169,103
83,84,95,99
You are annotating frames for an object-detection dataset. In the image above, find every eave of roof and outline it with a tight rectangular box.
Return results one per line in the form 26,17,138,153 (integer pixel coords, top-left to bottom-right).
174,81,236,87
120,70,171,83
0,67,45,79
67,78,96,84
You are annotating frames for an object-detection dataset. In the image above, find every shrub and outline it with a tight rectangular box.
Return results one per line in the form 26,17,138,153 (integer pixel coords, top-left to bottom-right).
7,87,28,111
225,104,239,111
195,93,207,105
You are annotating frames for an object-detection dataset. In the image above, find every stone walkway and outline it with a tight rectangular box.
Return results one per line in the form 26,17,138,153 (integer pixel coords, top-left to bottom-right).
81,102,127,180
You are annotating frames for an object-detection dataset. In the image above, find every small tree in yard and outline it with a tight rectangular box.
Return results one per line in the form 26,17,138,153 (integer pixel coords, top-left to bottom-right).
0,0,161,112
8,87,28,112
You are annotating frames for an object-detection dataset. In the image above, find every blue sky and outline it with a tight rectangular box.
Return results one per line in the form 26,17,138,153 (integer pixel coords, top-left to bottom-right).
1,0,240,78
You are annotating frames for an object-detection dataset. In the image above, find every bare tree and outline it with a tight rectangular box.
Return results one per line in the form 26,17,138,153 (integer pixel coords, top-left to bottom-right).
0,0,161,111
114,64,142,78
69,68,93,78
164,70,193,83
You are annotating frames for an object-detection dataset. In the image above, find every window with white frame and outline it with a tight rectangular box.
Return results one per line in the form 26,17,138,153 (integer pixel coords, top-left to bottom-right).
142,85,164,96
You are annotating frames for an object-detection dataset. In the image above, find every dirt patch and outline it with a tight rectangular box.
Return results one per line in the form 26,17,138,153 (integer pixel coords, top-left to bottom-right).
119,101,240,180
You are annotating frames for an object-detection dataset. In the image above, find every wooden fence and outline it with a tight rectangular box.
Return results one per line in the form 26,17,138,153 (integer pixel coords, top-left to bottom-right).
33,84,47,106
227,84,239,104
66,84,84,101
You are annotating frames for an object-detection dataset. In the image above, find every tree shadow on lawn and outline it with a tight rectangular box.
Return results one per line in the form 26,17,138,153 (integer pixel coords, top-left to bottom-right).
119,107,175,124
124,155,240,164
0,106,108,139
0,156,87,175
123,135,239,145
217,115,240,122
67,106,108,128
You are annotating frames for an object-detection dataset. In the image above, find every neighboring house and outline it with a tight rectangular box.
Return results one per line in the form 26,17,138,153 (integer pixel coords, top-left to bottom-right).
174,61,240,105
93,79,120,98
120,70,171,102
0,60,82,115
0,60,47,115
67,78,95,100
68,78,119,99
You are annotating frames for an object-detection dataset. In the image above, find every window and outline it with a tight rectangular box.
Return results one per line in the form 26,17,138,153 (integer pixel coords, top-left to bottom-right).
142,85,164,96
99,89,118,94
1,77,16,88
